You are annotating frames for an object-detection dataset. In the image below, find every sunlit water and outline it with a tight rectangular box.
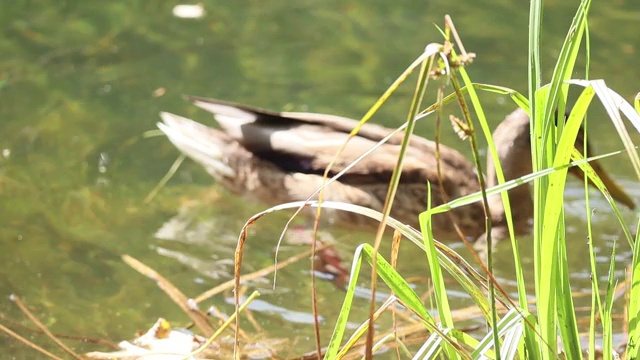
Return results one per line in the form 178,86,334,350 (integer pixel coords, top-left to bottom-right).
1,0,639,357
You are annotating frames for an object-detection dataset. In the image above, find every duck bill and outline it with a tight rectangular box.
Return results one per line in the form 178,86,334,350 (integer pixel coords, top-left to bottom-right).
570,158,635,210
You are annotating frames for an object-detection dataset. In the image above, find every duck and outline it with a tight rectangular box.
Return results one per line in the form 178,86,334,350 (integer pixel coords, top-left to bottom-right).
157,96,635,241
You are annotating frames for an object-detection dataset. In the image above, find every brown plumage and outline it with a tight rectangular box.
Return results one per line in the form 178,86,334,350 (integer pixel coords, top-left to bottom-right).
158,96,634,241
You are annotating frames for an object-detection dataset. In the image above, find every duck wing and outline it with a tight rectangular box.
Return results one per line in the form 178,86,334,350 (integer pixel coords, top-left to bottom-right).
187,96,478,194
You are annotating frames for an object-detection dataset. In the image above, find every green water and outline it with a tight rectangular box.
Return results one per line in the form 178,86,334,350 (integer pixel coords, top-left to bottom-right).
1,0,639,357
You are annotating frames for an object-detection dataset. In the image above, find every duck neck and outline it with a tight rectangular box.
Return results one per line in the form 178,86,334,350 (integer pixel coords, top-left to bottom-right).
485,109,534,234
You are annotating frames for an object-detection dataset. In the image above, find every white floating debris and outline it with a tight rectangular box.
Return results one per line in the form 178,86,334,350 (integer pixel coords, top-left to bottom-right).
172,3,205,19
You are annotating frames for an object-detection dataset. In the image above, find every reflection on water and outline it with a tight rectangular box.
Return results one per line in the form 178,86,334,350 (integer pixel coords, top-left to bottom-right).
1,0,639,357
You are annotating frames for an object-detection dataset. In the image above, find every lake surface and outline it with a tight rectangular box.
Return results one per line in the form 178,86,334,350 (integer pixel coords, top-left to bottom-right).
1,0,639,357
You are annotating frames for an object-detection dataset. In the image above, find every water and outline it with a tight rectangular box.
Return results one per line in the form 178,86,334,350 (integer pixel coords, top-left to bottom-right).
1,0,639,357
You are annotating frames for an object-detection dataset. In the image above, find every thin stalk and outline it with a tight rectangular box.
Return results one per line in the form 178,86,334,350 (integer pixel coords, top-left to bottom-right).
365,51,437,359
583,26,599,360
527,2,543,357
448,71,500,359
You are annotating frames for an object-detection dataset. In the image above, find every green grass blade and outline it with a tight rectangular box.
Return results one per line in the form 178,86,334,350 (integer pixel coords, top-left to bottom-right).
585,132,601,360
472,83,529,111
566,80,638,246
328,243,471,359
537,85,595,360
324,244,367,359
568,79,640,183
529,3,592,355
456,63,505,360
460,65,534,353
627,220,640,359
413,332,445,359
556,234,581,359
420,183,459,359
424,148,624,215
500,313,525,360
472,308,526,359
538,0,592,148
360,244,431,321
602,242,617,360
528,0,542,106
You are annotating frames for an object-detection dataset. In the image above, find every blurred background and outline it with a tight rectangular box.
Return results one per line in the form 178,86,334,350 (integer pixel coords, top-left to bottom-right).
0,0,639,357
